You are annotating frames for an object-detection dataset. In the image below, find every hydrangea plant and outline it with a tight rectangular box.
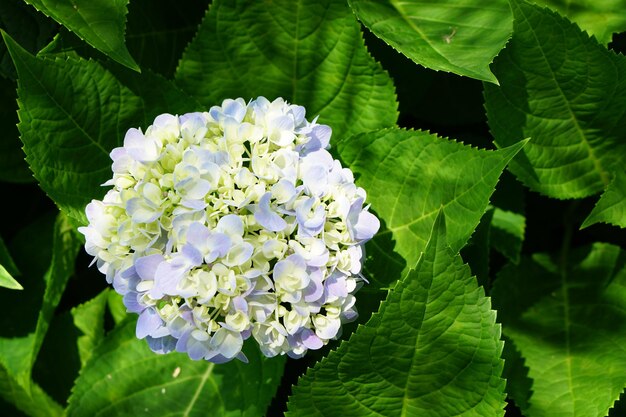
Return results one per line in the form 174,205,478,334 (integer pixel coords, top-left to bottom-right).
1,0,626,416
79,97,379,362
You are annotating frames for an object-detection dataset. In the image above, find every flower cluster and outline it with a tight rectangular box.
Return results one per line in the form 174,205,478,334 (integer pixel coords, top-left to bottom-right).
79,97,379,363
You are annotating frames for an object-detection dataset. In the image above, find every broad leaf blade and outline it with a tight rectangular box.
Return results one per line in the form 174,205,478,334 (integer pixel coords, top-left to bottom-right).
532,0,626,45
287,214,506,416
175,0,398,140
66,319,285,417
492,243,626,416
3,32,143,225
348,0,513,83
581,171,626,229
484,0,626,199
337,128,525,289
23,0,138,71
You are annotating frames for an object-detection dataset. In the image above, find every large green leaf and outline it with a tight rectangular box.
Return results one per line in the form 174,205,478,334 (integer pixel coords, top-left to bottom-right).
484,0,626,199
581,171,626,229
3,33,143,225
175,0,398,141
337,128,525,289
348,0,512,84
287,213,506,416
492,243,626,416
5,29,205,225
23,0,138,71
0,213,80,411
532,0,626,45
66,319,285,417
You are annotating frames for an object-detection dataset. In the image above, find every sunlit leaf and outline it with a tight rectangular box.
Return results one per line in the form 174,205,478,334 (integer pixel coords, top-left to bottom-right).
337,128,525,289
582,171,626,229
484,0,626,199
287,213,506,416
175,0,398,141
348,0,513,83
532,0,626,45
67,319,285,417
23,0,138,71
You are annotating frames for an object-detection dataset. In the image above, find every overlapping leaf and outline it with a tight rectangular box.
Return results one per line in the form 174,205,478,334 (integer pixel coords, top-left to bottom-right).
336,128,525,289
4,32,198,226
484,0,626,199
492,243,626,416
582,171,626,229
287,214,506,416
348,0,513,83
532,0,626,45
66,319,285,417
0,213,80,414
175,0,398,141
23,0,138,71
3,32,142,225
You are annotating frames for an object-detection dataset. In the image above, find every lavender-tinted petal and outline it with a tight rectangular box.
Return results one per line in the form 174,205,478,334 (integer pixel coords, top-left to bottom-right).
304,268,324,302
354,210,380,241
301,328,324,350
255,193,287,232
123,291,144,313
136,308,163,339
135,253,165,281
146,335,176,354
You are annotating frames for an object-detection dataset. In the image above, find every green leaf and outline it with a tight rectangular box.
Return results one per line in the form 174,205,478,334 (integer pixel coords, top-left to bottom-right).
532,0,626,45
175,0,398,141
501,335,532,411
581,171,626,229
490,208,526,264
66,319,285,417
71,290,109,367
0,264,21,290
287,213,506,416
491,243,626,416
0,214,80,388
0,372,62,417
106,290,127,326
460,207,494,289
23,0,139,71
348,0,513,83
337,128,525,289
0,213,80,412
0,233,21,290
484,0,626,199
3,31,143,225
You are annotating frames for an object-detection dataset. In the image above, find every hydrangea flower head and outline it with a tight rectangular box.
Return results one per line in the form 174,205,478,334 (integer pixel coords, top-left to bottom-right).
79,97,379,363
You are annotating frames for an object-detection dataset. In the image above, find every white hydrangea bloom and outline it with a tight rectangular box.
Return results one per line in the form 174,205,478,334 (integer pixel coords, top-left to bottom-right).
79,97,379,363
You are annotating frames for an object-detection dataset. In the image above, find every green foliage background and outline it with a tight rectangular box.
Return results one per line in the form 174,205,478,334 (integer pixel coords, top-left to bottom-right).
0,0,624,416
